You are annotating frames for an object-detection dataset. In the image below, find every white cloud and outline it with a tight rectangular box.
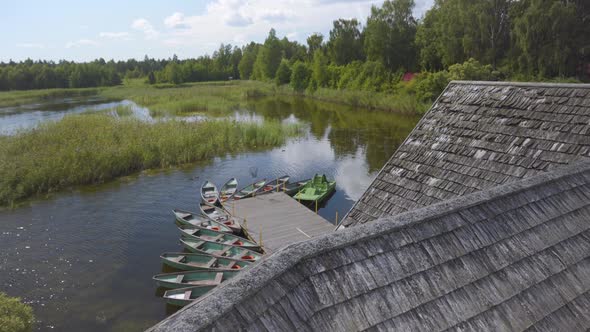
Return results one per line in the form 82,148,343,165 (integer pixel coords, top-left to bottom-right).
65,39,99,48
99,32,132,40
258,8,294,23
16,43,45,49
164,12,190,29
132,18,159,40
158,0,379,52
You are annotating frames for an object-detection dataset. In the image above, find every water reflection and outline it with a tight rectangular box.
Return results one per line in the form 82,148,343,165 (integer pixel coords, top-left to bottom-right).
0,95,420,331
246,97,418,172
0,98,124,135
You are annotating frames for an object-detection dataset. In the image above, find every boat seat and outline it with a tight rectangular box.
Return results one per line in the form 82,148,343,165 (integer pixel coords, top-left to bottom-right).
184,290,192,300
172,256,185,262
214,272,223,284
210,234,225,242
175,275,184,283
178,213,191,219
205,258,217,268
215,246,233,256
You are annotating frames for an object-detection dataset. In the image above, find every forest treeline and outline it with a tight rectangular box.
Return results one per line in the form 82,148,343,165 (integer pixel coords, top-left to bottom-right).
1,0,588,101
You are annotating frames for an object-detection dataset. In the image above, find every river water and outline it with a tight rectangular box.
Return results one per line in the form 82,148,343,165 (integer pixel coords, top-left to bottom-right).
0,96,420,331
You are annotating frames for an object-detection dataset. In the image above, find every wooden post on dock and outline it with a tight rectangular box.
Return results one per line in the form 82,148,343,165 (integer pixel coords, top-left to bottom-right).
259,230,263,247
335,211,339,225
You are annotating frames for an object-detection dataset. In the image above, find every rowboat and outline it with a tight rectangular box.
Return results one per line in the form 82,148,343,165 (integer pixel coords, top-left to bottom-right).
153,270,239,289
260,175,290,194
163,286,215,307
293,174,336,203
178,226,261,252
219,178,238,202
199,203,242,233
160,252,252,271
233,179,266,200
172,209,233,233
201,181,219,204
180,236,263,261
283,178,311,196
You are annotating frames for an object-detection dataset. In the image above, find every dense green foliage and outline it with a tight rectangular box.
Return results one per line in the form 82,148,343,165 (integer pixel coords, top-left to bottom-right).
0,293,34,332
1,0,587,108
290,62,311,92
0,59,121,90
0,113,300,205
275,59,292,86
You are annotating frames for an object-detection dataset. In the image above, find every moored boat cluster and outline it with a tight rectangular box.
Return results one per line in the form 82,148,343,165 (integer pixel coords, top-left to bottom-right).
154,174,336,307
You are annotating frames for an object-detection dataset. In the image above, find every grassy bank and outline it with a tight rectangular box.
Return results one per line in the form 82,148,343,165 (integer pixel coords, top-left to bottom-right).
0,80,429,115
100,81,273,116
102,80,429,115
0,88,100,108
272,85,430,114
0,113,299,206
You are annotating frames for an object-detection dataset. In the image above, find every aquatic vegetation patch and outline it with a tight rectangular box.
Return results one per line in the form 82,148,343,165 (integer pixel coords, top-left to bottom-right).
0,292,34,332
100,81,275,117
0,113,300,206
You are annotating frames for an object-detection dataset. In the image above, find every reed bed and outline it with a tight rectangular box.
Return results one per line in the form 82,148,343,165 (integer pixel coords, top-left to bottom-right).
0,88,100,107
272,85,430,114
100,81,274,117
0,114,299,205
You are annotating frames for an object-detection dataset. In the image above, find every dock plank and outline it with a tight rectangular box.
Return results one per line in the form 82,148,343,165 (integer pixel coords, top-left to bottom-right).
229,192,335,252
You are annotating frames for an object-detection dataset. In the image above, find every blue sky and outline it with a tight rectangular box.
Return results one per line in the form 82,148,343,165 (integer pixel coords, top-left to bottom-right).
2,0,434,62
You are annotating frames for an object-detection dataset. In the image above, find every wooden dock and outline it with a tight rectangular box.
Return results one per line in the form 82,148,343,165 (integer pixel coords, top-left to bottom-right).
228,192,335,253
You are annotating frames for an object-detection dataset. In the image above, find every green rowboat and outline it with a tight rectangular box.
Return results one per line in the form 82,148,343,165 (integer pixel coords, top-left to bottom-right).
172,209,233,233
293,174,336,203
163,286,215,307
219,178,238,202
233,179,266,200
178,226,262,252
180,236,263,262
160,252,251,271
199,203,242,234
153,270,239,289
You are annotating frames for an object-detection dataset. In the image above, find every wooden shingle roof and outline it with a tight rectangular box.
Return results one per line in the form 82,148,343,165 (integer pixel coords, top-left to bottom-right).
343,81,590,227
149,161,590,331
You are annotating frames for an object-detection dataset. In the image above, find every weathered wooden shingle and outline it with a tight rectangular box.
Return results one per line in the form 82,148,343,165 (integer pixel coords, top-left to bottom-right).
148,161,590,332
343,81,590,228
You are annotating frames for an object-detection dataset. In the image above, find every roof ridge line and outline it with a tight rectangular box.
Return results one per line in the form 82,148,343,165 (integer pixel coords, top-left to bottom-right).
450,80,590,89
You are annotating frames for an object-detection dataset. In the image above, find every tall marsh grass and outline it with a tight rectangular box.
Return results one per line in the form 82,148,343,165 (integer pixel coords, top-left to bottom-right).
100,81,275,117
0,88,100,107
0,114,299,205
272,85,430,114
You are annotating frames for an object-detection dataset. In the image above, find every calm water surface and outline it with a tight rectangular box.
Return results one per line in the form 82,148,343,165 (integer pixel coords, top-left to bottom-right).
0,96,420,331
